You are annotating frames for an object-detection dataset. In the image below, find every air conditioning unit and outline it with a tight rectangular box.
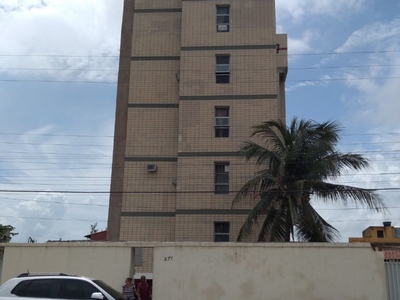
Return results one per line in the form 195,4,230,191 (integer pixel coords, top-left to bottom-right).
217,24,228,32
146,164,157,172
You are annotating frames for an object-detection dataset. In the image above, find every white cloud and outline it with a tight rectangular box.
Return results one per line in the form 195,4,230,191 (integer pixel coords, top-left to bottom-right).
288,30,316,55
0,120,113,242
313,148,399,242
0,0,118,239
277,0,365,22
0,0,123,82
286,81,318,92
336,19,400,53
333,18,400,127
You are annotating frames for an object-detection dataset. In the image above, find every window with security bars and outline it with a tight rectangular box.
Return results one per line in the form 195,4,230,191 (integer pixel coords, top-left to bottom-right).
216,5,230,32
214,222,230,242
216,55,230,84
215,163,229,194
215,107,229,137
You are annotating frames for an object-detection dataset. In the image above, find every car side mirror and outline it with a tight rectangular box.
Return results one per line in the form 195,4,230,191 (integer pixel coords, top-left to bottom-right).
91,292,105,300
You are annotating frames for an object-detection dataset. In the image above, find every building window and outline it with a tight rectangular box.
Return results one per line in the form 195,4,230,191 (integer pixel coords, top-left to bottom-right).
214,222,230,242
377,230,384,238
215,107,229,137
216,5,230,32
216,55,230,84
134,247,143,266
215,163,229,194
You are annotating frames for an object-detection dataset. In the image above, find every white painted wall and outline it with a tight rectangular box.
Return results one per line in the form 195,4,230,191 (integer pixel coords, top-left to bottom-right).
153,243,387,300
1,242,388,299
0,260,3,284
0,242,134,290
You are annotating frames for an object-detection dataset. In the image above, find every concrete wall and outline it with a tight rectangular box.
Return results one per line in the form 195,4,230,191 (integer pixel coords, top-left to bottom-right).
0,247,3,283
2,242,385,299
153,243,387,300
0,243,134,290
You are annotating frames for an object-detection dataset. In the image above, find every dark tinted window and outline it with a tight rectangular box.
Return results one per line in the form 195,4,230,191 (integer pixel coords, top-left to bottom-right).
215,163,229,194
215,107,229,138
215,128,229,137
215,55,230,84
216,5,230,32
214,222,230,242
377,230,384,238
216,6,230,15
217,16,229,24
93,280,124,300
62,279,99,299
216,75,229,83
12,279,62,298
216,55,229,65
11,280,32,296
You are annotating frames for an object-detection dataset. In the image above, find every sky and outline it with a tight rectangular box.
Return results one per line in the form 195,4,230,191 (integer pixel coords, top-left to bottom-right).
0,0,400,243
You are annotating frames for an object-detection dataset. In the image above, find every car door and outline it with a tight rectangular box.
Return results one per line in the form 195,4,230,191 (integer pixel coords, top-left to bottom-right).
61,279,102,300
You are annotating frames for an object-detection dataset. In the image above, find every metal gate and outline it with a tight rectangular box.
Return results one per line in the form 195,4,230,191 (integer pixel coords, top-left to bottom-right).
385,260,400,300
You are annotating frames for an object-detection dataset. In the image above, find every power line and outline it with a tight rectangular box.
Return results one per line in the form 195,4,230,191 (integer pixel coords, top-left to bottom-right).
0,132,115,138
0,67,118,72
0,214,397,225
0,49,399,57
290,64,400,70
3,195,400,211
1,76,400,84
3,138,400,147
1,196,108,207
0,54,119,58
1,63,399,72
286,50,400,56
0,187,399,194
2,131,400,138
0,215,107,222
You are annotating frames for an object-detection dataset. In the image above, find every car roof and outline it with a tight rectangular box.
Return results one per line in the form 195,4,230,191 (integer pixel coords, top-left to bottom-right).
0,275,96,293
17,272,72,278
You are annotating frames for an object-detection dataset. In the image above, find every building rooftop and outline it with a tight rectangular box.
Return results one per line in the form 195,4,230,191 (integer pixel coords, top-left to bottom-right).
349,222,400,250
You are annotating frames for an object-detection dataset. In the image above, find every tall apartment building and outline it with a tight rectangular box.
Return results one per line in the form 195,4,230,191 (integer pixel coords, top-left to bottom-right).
107,0,287,272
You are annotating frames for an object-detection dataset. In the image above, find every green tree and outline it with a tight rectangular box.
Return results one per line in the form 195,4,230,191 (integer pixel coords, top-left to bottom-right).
232,118,386,242
0,224,18,243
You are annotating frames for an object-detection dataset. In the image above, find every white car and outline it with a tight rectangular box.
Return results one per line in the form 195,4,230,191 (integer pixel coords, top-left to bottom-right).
0,273,125,300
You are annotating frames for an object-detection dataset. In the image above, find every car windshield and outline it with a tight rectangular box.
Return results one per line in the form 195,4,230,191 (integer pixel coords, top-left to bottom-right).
92,280,124,300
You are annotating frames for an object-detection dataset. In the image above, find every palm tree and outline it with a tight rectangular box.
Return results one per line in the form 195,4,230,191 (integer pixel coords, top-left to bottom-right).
232,118,386,242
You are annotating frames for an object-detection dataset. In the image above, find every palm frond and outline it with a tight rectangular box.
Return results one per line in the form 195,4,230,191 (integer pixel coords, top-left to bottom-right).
237,191,281,241
257,200,292,242
239,140,281,167
296,202,340,242
233,117,386,243
232,171,277,205
308,180,386,212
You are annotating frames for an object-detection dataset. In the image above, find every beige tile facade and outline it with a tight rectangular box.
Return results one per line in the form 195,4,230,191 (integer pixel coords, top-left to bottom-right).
128,61,180,104
181,0,277,47
179,50,278,96
107,0,287,273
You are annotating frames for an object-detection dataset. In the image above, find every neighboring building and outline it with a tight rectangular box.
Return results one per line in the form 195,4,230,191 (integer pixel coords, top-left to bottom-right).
349,222,400,250
349,222,400,299
107,0,287,272
85,230,107,241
